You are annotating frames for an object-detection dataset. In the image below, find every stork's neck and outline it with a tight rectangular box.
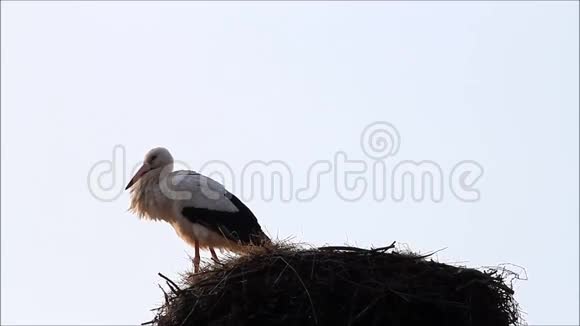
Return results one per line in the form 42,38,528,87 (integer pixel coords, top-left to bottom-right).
129,167,174,221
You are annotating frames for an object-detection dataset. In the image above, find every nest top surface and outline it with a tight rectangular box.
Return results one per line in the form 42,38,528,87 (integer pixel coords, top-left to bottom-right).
152,243,521,326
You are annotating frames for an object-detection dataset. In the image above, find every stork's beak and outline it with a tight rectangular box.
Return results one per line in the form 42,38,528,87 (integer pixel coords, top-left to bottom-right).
125,163,151,190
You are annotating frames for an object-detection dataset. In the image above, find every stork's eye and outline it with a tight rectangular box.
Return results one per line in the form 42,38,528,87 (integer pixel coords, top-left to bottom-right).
151,155,157,161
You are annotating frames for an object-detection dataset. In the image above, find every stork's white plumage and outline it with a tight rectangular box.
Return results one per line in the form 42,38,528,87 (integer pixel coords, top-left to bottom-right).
125,147,269,272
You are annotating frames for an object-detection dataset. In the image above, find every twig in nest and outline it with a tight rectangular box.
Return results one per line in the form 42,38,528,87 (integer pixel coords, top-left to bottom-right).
179,299,200,326
180,268,236,326
320,241,397,254
159,284,170,304
412,247,447,260
370,241,397,252
318,246,369,252
349,294,385,324
277,256,319,325
158,273,181,294
273,262,290,286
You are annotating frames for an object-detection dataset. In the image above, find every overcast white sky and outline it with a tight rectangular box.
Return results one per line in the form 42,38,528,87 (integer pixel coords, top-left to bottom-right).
1,2,578,325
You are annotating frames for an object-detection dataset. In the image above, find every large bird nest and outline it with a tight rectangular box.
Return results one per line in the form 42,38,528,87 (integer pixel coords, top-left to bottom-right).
148,242,522,326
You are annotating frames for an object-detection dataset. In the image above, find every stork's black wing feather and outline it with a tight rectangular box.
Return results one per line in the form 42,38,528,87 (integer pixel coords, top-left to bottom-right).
181,193,268,245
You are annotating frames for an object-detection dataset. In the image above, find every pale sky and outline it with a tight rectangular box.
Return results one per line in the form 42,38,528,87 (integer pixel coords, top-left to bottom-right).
1,2,578,325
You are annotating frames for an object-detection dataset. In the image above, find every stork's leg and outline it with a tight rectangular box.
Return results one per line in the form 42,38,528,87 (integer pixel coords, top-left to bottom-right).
210,247,220,263
193,240,200,273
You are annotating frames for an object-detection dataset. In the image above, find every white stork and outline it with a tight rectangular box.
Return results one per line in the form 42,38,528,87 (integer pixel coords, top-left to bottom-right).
125,147,270,272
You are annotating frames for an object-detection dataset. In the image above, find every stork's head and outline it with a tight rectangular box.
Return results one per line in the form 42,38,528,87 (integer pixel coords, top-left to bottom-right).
125,147,174,190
